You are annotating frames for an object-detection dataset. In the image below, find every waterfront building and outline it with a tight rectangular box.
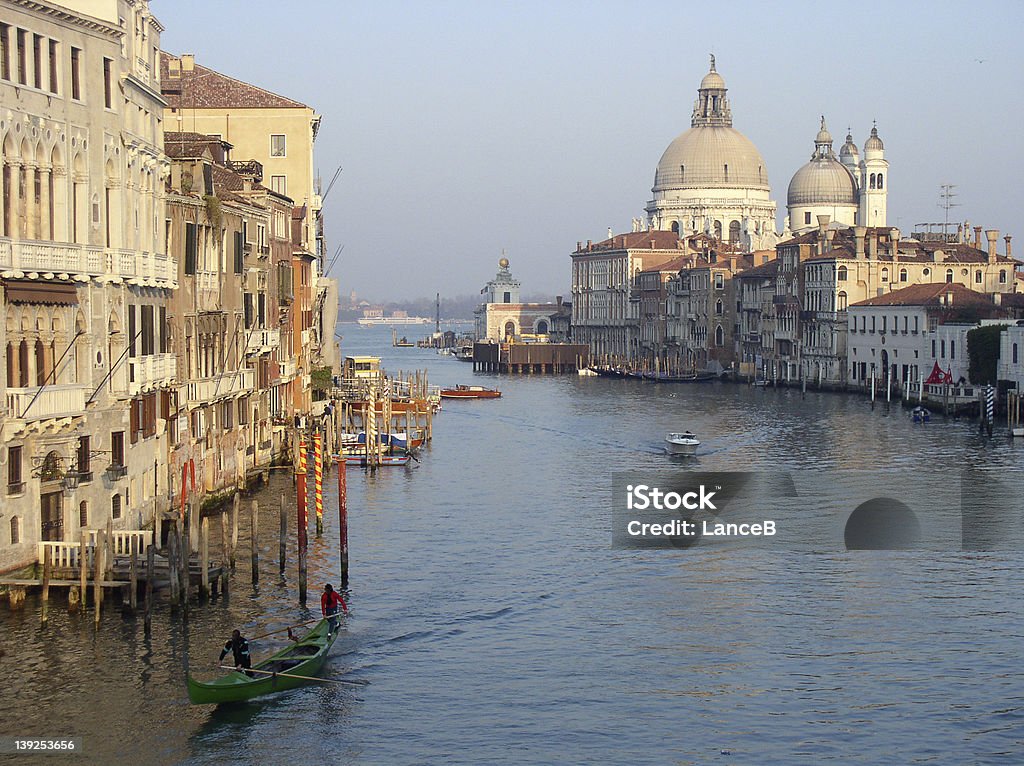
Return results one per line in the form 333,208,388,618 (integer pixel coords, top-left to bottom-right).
474,258,569,342
570,231,694,362
646,56,778,252
847,283,1006,393
0,0,170,572
997,323,1024,391
735,256,779,379
786,119,888,234
159,51,337,377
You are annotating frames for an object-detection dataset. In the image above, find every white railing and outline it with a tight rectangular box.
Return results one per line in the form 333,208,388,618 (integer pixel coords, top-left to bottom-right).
278,358,297,380
186,368,255,404
39,530,154,570
246,328,280,354
6,384,89,420
195,271,218,291
0,237,104,277
128,353,177,395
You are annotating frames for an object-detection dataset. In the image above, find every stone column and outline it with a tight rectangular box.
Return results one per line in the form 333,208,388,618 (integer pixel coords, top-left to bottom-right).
9,161,23,240
25,164,37,240
39,166,52,242
51,168,68,242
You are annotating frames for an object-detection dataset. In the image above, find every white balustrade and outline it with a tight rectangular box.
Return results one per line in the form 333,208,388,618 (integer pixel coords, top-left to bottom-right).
0,237,104,277
86,529,153,557
38,540,92,570
128,353,178,395
186,368,255,404
6,384,89,421
246,328,280,353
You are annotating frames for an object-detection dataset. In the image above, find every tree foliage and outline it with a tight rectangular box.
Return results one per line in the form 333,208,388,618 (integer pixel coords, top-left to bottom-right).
967,325,1008,385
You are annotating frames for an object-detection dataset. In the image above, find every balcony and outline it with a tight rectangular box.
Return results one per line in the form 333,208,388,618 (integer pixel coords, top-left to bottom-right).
5,384,89,421
127,353,177,395
185,368,255,405
107,249,176,285
245,328,281,355
278,358,297,381
0,237,103,278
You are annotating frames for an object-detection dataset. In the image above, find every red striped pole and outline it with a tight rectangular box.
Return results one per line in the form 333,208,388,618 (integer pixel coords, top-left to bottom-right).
314,432,324,536
297,438,307,605
337,453,348,587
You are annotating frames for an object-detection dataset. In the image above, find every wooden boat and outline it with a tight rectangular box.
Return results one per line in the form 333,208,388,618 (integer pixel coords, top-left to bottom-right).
340,430,424,450
187,619,338,705
911,406,931,423
440,385,501,399
343,453,412,467
665,431,700,456
644,371,717,383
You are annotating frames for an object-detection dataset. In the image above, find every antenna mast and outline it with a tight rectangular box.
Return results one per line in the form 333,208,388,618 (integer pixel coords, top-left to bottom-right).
938,184,959,238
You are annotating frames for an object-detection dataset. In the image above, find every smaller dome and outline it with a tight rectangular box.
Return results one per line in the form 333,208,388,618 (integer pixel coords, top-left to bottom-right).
815,116,832,146
788,158,858,207
865,125,884,151
840,131,859,158
700,70,726,90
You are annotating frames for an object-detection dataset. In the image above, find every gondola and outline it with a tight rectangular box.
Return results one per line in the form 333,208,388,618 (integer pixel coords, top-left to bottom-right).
187,619,339,704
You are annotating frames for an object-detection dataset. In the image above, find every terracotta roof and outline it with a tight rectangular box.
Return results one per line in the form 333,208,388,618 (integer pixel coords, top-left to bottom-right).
850,282,996,309
737,258,779,279
164,131,225,159
160,52,310,110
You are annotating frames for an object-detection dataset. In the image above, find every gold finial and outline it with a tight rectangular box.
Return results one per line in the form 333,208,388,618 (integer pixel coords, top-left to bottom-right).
709,53,716,71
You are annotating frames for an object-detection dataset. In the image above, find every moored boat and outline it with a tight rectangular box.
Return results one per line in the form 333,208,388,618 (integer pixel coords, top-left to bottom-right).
665,431,700,456
645,371,718,383
440,385,501,399
344,453,412,467
187,619,338,705
911,406,931,423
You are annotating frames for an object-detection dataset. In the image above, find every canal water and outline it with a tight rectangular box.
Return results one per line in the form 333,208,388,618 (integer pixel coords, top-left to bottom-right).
3,324,1023,765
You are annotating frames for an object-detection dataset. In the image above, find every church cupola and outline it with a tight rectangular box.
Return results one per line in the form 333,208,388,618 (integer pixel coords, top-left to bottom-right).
858,122,888,227
691,55,733,128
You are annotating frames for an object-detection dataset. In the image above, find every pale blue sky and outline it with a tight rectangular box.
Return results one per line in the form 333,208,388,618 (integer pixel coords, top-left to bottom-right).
157,0,1024,301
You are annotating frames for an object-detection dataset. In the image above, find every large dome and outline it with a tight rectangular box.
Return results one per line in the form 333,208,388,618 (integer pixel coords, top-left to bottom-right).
787,157,857,206
653,126,769,191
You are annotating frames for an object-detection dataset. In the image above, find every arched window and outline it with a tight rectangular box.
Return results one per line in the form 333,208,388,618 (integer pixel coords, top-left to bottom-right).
945,269,954,283
670,221,680,234
713,220,722,240
79,501,88,527
503,321,516,340
111,493,122,520
950,340,956,360
715,299,723,316
535,319,549,335
715,326,724,347
837,266,848,282
729,220,741,243
10,516,19,544
877,173,884,189
999,270,1007,284
869,173,876,189
975,270,982,284
838,291,848,311
899,268,908,282
881,267,889,283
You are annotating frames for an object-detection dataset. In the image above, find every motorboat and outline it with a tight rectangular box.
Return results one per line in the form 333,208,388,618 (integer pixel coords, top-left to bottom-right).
440,385,501,399
665,431,700,456
911,406,931,423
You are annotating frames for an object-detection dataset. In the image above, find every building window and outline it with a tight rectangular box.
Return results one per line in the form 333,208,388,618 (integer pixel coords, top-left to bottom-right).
923,268,930,277
715,299,723,316
975,270,982,284
803,211,811,226
877,173,883,189
941,340,946,358
111,431,125,467
70,46,81,99
270,134,286,157
0,24,9,81
76,436,91,476
881,267,888,283
945,269,953,284
7,445,23,494
111,493,121,520
184,222,197,274
79,501,88,527
999,270,1007,284
950,340,955,360
837,266,847,281
16,28,26,85
715,326,724,347
10,516,19,544
900,268,908,282
32,33,41,89
931,339,936,357
103,57,112,108
1014,343,1019,364
715,273,724,289
271,175,286,195
48,39,57,92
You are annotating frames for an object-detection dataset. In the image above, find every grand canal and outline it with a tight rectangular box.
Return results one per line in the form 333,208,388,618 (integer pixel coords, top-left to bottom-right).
2,324,1023,764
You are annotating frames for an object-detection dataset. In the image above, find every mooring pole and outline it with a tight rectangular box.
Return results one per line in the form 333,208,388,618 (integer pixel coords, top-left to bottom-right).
297,439,308,605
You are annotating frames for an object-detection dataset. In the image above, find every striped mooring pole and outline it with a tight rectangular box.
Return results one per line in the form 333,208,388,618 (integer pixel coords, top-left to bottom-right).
984,385,995,437
314,431,324,535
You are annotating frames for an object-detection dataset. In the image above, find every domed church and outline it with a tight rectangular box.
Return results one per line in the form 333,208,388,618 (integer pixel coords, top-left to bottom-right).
785,118,888,234
646,56,779,252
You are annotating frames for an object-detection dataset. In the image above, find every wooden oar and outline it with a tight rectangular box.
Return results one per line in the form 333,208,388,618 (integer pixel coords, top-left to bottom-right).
246,617,327,642
218,666,368,686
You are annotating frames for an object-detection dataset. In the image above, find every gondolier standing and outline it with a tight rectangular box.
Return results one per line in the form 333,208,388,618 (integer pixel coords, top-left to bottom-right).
220,629,252,672
321,583,349,634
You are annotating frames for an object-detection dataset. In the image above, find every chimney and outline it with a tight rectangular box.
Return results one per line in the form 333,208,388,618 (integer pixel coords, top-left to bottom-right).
854,226,866,259
816,215,830,255
1005,235,1013,259
556,295,563,306
867,231,878,260
946,290,954,306
587,240,592,250
890,227,901,249
576,241,581,252
986,229,999,264
994,292,1002,306
974,226,982,248
181,54,195,72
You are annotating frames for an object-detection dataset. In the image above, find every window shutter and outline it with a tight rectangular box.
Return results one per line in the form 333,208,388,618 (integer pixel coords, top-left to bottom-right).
185,222,197,274
234,230,244,274
128,305,137,357
130,399,140,444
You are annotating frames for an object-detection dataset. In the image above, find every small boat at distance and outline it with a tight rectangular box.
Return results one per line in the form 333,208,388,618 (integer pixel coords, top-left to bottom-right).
911,406,931,423
440,385,501,399
665,431,700,456
645,371,718,383
343,453,412,467
187,619,338,705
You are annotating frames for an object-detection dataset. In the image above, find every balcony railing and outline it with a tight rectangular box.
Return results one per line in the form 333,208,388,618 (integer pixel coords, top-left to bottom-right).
0,238,176,284
278,358,297,380
6,384,89,421
185,368,255,404
127,353,178,395
245,328,280,354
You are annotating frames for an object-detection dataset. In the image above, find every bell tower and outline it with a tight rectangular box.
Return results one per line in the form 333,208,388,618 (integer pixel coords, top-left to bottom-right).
858,123,888,227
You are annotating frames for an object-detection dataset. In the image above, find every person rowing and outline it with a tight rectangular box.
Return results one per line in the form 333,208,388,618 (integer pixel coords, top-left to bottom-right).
321,583,349,635
220,629,252,675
